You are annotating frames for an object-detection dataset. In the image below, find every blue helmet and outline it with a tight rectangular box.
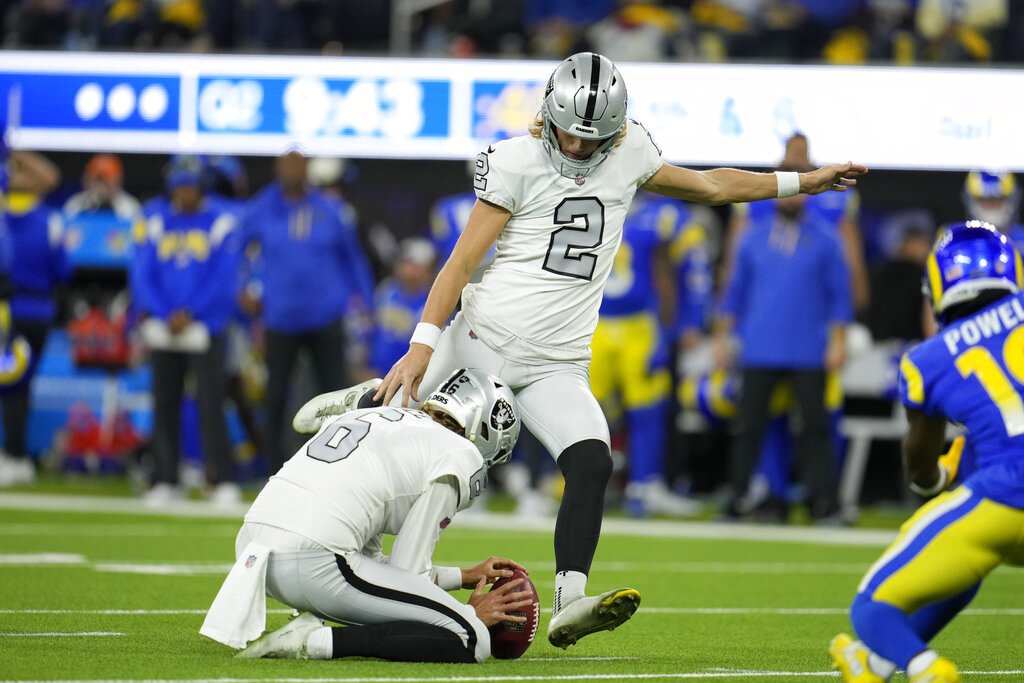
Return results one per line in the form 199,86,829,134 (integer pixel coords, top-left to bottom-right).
963,170,1020,230
925,220,1024,326
680,370,739,426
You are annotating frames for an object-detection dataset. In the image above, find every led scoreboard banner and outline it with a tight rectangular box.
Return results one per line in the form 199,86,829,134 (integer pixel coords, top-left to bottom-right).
1,50,1022,171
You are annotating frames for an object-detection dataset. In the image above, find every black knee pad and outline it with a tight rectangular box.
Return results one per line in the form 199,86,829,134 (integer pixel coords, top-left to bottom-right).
557,439,613,487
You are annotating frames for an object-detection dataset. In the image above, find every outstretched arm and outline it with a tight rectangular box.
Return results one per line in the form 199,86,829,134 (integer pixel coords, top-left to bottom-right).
7,150,61,195
641,161,867,205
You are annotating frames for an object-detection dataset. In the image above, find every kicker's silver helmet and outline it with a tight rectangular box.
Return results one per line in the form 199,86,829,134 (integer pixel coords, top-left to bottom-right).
541,52,628,179
421,369,520,467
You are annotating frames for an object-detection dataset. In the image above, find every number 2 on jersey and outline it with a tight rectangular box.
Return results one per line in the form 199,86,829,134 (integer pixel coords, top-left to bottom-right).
543,197,605,280
955,326,1024,436
306,408,405,463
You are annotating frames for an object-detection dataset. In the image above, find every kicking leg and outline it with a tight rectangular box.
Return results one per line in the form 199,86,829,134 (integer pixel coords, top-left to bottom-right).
516,370,639,649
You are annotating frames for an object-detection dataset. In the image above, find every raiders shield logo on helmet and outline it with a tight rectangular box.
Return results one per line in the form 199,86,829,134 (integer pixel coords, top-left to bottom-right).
491,398,516,430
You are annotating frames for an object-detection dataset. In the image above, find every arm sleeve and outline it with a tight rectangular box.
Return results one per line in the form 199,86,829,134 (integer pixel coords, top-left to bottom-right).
188,213,240,322
46,210,72,284
629,120,665,187
359,534,388,564
129,214,164,317
473,144,518,213
387,477,460,580
899,352,931,414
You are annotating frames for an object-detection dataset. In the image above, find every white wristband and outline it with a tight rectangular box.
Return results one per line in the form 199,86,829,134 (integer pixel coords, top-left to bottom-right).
433,565,463,591
775,171,800,199
909,464,948,498
410,322,442,350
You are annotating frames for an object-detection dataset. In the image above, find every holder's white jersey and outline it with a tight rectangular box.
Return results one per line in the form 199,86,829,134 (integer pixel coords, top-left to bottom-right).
245,407,486,564
463,120,663,364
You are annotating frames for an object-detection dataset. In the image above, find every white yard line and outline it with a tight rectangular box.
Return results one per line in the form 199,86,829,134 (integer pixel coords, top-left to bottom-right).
0,524,237,537
2,607,1022,616
0,631,126,636
0,609,294,615
1,672,1022,682
0,553,87,565
92,563,235,575
0,493,897,546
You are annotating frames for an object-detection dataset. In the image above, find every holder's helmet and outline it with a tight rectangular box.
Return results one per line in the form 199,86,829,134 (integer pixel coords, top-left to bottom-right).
421,369,520,467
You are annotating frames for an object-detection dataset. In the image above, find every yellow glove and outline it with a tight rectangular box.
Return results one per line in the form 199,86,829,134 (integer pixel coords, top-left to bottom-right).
939,435,964,484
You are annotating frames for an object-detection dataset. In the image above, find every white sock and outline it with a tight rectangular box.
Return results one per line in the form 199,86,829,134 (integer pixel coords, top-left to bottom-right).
906,650,939,678
868,651,897,680
553,570,586,615
304,626,333,660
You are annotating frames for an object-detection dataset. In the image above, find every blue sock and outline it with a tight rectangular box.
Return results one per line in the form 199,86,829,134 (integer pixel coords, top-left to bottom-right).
626,402,667,483
755,417,791,499
908,583,980,642
851,593,927,670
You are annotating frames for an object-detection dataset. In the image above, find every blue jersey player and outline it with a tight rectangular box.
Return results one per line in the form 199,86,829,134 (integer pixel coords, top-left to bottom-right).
830,221,1024,683
591,192,710,516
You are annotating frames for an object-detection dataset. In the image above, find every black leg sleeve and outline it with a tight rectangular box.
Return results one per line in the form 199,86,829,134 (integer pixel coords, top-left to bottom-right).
330,622,478,663
554,439,613,575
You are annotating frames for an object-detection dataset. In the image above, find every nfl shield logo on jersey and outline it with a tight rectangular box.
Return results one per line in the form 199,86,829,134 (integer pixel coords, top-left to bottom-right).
575,173,586,186
245,554,257,569
440,517,451,530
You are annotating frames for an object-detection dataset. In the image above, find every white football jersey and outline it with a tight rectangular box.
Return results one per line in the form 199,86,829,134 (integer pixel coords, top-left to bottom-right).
463,120,663,364
244,407,487,558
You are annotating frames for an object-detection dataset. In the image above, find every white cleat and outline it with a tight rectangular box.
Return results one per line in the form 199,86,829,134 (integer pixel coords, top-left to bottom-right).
546,588,641,649
208,482,243,509
235,612,324,659
292,379,382,434
625,480,702,518
141,482,181,508
0,454,36,487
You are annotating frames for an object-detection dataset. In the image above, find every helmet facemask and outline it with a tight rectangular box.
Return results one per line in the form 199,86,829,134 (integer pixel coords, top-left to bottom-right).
540,52,628,179
963,170,1021,231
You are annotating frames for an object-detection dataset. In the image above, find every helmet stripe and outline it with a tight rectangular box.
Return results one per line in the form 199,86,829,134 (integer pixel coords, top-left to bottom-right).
926,252,944,309
1001,173,1016,196
1016,249,1023,289
582,53,600,125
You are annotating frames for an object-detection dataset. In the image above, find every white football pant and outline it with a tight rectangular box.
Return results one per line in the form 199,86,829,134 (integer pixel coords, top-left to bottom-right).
409,312,610,458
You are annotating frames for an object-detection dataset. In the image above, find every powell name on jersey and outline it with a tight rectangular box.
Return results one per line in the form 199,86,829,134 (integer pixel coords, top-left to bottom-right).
900,290,1024,508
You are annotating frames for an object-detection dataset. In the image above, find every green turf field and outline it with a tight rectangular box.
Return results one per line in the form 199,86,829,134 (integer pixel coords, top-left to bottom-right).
0,492,1021,682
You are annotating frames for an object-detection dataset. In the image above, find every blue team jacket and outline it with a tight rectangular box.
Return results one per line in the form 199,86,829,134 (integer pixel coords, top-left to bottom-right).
721,212,852,368
5,193,71,323
239,183,373,333
131,195,240,335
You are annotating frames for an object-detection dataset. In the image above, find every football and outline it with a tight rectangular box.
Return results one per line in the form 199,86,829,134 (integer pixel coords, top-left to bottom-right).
487,569,540,659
